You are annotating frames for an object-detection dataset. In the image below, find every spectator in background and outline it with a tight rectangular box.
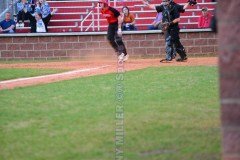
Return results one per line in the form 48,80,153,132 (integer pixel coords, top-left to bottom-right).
148,12,162,30
26,12,36,32
16,0,33,27
198,7,212,28
35,0,57,32
211,9,217,33
0,12,16,33
122,6,136,31
28,0,36,13
35,12,46,32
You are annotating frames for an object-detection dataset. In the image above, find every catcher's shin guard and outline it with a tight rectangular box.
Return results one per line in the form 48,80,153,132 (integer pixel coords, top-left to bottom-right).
165,35,173,61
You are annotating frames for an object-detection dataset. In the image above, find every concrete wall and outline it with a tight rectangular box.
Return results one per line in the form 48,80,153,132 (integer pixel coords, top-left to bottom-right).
0,31,217,60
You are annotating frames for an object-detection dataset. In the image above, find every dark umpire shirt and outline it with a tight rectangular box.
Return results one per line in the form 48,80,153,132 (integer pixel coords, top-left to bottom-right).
101,6,120,24
156,4,180,29
171,1,185,13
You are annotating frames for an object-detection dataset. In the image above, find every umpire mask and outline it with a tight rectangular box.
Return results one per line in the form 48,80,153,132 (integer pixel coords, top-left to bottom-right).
162,0,170,6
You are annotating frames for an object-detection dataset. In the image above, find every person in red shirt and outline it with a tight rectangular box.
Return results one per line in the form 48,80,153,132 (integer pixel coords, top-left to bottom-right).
98,0,128,61
198,7,212,28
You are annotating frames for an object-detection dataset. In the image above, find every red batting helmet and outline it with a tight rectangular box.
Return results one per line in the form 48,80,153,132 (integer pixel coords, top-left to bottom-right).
98,0,108,4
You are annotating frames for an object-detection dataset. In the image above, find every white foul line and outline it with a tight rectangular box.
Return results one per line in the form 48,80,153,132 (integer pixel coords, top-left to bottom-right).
0,65,110,84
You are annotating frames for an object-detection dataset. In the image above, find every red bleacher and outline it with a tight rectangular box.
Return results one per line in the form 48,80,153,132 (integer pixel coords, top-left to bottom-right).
16,0,216,33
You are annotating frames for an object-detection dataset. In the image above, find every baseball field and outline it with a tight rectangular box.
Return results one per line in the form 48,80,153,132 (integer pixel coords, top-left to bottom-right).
0,57,220,160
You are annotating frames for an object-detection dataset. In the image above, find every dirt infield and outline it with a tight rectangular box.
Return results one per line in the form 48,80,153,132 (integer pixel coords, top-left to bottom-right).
0,57,218,90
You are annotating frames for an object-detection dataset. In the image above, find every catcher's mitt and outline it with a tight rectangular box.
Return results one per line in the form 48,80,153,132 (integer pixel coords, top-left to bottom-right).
161,22,170,31
188,0,197,6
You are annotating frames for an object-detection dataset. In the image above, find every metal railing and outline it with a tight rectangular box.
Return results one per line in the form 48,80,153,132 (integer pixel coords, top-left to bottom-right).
0,0,17,20
80,9,95,31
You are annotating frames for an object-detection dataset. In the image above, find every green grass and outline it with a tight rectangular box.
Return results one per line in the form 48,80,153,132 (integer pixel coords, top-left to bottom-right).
0,68,67,81
0,66,220,160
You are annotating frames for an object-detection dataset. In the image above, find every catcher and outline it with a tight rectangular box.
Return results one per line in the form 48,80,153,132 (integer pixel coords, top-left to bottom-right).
142,0,197,62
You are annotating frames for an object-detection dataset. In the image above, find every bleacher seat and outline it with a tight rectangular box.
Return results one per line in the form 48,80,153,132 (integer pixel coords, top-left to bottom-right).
15,0,216,33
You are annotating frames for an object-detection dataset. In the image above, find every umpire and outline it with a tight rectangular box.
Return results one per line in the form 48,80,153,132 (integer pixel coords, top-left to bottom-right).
142,0,196,62
167,0,197,59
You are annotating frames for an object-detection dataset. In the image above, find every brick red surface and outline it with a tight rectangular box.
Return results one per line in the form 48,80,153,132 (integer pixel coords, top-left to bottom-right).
219,1,240,160
222,128,240,154
222,105,240,126
40,51,54,58
220,77,240,99
13,0,216,33
0,44,7,50
223,157,240,160
1,51,14,58
0,32,217,60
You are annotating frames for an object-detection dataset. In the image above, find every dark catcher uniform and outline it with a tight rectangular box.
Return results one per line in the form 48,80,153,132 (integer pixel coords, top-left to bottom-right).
101,6,127,57
156,4,187,62
170,0,186,13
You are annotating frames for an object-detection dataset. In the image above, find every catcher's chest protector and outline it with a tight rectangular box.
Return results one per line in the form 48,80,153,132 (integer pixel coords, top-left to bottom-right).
162,5,174,23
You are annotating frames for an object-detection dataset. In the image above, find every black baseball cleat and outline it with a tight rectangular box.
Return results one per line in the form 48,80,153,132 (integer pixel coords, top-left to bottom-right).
176,57,188,62
171,55,176,59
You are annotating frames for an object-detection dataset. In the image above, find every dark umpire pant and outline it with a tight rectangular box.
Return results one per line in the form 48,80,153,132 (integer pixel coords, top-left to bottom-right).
107,22,127,56
165,27,187,60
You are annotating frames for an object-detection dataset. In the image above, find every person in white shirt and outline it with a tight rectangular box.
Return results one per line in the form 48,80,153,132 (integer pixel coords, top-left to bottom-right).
35,0,57,32
35,12,46,33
